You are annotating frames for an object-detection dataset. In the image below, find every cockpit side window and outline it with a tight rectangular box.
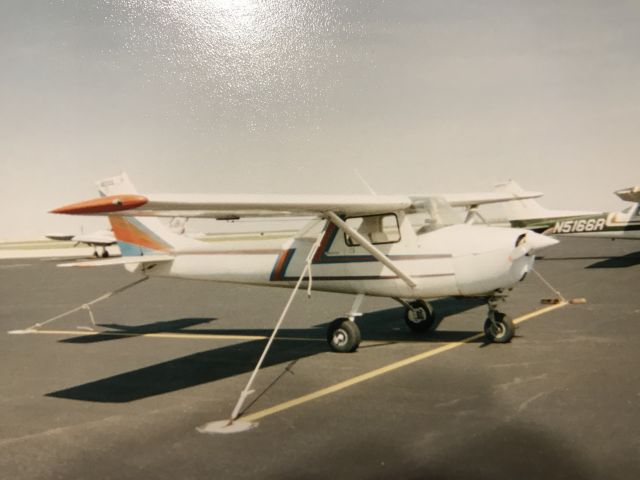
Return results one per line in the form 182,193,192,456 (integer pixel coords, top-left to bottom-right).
344,214,401,246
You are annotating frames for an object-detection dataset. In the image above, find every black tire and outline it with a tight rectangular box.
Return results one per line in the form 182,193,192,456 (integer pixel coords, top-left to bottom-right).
327,318,361,353
483,312,515,343
101,250,110,258
404,300,437,333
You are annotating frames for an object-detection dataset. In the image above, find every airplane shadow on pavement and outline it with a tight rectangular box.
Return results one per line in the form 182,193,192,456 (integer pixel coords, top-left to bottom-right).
48,297,487,403
59,317,217,344
586,250,640,269
538,250,640,269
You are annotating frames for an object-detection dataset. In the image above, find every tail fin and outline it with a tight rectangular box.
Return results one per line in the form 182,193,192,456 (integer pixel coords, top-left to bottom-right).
493,180,551,221
96,173,205,256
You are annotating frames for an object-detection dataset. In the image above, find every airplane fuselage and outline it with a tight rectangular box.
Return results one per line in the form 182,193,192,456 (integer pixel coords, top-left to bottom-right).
511,210,640,239
144,220,547,300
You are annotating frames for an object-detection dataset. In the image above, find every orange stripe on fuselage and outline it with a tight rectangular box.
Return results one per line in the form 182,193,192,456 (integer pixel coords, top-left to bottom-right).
271,249,293,281
109,216,171,252
313,223,337,262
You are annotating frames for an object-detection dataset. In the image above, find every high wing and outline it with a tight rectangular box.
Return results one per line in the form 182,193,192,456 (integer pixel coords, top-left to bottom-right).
51,193,411,218
51,190,542,219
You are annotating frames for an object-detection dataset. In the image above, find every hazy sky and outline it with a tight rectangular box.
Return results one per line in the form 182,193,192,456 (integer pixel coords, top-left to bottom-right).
1,0,639,240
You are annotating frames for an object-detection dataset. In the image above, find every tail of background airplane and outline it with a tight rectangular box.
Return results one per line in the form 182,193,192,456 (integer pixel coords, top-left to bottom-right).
614,186,640,218
492,180,602,233
97,173,206,256
493,180,552,221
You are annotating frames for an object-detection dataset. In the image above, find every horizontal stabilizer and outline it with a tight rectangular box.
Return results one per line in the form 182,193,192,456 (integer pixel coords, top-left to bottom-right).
58,255,174,268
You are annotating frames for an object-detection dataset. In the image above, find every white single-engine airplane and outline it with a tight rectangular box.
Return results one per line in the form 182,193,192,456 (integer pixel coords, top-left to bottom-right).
46,230,117,258
491,180,640,239
50,173,557,352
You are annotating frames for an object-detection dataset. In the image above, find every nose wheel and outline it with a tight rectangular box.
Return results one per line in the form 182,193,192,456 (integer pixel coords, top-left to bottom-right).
327,318,361,353
484,310,515,343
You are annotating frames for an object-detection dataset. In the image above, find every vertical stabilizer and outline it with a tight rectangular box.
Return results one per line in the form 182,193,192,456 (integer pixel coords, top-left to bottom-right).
493,180,551,221
96,173,206,256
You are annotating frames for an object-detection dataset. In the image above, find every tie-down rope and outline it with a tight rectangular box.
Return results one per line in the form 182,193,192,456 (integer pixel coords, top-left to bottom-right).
226,230,325,425
9,276,149,333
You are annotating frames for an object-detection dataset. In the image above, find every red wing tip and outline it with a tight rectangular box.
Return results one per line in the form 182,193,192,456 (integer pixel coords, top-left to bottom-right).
50,194,148,215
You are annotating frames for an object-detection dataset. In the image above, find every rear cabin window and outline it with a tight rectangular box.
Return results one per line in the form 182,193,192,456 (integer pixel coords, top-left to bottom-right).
344,214,401,246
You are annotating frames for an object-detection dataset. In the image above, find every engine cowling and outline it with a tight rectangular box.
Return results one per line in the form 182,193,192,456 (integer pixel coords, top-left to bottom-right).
419,224,558,296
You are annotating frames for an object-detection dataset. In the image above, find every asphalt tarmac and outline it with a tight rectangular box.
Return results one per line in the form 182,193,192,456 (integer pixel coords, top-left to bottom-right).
1,237,639,479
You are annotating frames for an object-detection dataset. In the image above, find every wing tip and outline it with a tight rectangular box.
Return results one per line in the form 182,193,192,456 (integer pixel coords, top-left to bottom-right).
50,195,148,215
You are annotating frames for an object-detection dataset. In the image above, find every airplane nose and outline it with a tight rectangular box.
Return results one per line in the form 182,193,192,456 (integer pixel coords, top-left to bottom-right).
526,231,559,253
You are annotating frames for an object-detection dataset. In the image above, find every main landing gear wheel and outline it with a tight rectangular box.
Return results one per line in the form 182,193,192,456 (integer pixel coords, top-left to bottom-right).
327,318,361,353
404,300,437,333
483,311,515,343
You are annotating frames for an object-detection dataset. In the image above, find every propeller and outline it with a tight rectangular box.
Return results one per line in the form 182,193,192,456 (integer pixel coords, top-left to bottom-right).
509,232,558,262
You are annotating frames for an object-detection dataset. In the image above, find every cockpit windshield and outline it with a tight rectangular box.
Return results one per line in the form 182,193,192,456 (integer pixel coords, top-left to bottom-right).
409,196,463,233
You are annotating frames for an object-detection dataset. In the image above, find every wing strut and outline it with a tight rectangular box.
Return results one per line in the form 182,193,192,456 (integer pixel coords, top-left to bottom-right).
198,228,326,434
324,211,416,288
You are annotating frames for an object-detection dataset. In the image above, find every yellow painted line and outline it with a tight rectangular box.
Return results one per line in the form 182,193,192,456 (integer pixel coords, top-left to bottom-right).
242,301,569,423
512,301,568,324
11,328,325,342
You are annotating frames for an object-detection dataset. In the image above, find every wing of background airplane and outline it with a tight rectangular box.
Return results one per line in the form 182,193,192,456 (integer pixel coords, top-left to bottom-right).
71,230,116,246
437,190,543,208
45,233,76,241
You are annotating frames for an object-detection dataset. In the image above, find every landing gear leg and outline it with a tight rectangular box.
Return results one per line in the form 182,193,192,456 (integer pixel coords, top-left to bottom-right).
484,293,515,343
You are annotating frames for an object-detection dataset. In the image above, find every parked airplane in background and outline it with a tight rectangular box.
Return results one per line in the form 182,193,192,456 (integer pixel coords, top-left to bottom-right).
491,181,640,239
45,230,116,258
50,173,557,352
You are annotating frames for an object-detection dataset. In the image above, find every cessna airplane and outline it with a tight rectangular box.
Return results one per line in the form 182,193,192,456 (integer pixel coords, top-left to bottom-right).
491,181,640,239
50,173,558,352
45,230,116,257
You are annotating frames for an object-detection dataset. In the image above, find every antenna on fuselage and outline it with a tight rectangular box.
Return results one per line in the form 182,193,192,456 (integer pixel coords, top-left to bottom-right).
353,169,377,195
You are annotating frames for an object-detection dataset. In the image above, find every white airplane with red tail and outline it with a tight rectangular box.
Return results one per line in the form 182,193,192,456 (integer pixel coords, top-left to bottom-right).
50,173,558,352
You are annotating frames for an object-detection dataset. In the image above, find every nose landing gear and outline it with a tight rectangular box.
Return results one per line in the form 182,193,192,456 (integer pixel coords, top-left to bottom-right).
484,293,515,343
